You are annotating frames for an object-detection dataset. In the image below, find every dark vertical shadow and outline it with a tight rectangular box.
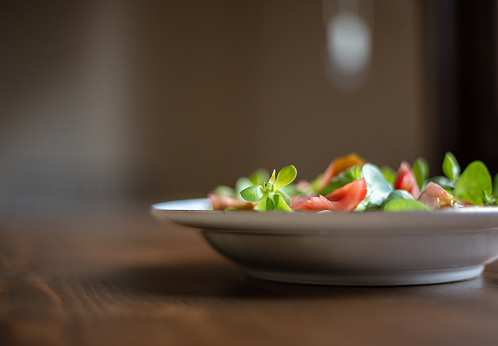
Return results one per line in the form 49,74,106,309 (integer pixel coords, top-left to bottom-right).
425,0,498,171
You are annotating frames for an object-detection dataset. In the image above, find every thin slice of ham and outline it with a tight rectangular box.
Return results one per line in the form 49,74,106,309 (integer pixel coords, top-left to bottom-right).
291,178,367,212
417,182,462,210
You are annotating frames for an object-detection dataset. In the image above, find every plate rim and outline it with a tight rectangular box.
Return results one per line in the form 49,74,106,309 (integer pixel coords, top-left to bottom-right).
151,198,498,236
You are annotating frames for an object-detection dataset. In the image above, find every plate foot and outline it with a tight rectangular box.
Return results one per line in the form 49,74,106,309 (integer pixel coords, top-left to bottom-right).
245,265,484,286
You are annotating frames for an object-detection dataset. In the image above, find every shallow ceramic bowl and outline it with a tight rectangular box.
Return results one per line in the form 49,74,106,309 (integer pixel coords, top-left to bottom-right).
152,198,498,286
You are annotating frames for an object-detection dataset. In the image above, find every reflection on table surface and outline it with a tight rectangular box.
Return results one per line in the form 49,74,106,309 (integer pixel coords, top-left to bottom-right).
1,207,498,346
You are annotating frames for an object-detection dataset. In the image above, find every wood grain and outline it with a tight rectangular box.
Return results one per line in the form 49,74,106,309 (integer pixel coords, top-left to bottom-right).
1,211,498,346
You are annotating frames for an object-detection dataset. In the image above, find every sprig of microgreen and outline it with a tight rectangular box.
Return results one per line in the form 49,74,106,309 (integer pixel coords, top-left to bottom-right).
240,165,297,211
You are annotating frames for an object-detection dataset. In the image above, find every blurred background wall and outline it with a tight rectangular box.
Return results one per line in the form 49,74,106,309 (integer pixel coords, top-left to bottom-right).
0,0,495,212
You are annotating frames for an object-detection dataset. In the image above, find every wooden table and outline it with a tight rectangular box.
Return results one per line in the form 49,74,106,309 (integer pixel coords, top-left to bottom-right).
1,207,498,346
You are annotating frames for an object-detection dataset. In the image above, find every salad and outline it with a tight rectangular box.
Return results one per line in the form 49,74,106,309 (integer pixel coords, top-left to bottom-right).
209,153,498,212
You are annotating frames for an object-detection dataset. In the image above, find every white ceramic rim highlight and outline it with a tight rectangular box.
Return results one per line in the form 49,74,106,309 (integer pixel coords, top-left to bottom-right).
151,198,498,236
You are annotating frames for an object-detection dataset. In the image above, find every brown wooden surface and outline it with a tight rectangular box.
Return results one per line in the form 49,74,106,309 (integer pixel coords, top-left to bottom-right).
1,208,498,346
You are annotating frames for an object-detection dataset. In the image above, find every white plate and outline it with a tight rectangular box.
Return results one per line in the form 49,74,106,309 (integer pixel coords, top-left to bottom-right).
151,198,498,286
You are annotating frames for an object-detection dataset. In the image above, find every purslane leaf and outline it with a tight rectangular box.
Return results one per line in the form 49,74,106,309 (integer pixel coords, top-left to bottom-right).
354,198,369,212
265,196,275,210
213,185,235,197
273,194,293,211
255,196,267,211
384,199,431,211
275,165,297,189
381,190,414,208
240,185,263,202
412,157,428,189
276,189,291,205
494,173,498,197
443,152,460,181
453,161,492,205
241,165,298,211
380,166,396,185
235,177,253,195
269,170,276,184
279,184,300,198
362,163,394,209
249,169,270,186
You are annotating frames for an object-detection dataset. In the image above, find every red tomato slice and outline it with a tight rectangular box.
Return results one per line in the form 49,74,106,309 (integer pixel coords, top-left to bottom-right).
394,161,421,199
318,154,366,190
291,178,367,212
417,182,461,210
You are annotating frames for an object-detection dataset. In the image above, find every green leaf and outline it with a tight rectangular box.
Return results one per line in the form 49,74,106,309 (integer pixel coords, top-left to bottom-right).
265,196,275,210
273,194,293,212
255,196,267,211
279,183,300,198
384,199,431,211
276,189,291,205
235,177,253,195
248,169,270,186
484,191,497,206
308,174,323,194
275,165,297,189
213,185,235,197
412,157,429,189
240,185,264,202
381,190,414,208
362,163,394,209
269,170,276,184
453,161,492,205
349,166,363,180
493,173,498,196
354,198,369,212
380,166,396,185
442,152,460,181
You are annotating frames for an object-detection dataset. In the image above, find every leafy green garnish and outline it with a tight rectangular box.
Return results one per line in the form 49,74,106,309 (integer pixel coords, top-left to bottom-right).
362,163,394,209
240,165,297,211
248,169,270,186
354,198,369,212
235,177,254,195
412,157,429,190
442,152,460,181
212,152,498,213
240,185,264,202
279,183,300,197
380,166,396,185
213,168,271,198
384,199,431,211
494,173,498,197
381,190,414,208
453,161,492,206
275,166,297,189
213,185,235,197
